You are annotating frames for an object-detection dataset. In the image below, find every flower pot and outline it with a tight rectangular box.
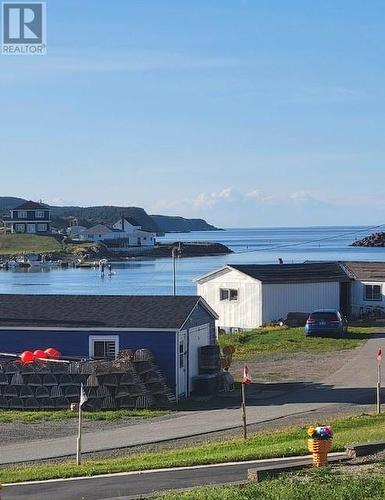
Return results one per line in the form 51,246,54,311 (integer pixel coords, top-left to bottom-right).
307,438,332,467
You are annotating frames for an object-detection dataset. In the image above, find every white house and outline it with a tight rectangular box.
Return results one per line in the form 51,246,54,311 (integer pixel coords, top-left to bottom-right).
75,217,156,248
342,261,385,317
195,262,352,331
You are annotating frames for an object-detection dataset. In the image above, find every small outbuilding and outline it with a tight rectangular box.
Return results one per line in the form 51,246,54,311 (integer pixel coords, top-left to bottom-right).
0,294,218,399
195,262,352,331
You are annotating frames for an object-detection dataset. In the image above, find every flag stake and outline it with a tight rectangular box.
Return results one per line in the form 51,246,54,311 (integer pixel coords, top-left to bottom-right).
77,383,88,465
377,348,382,415
76,401,82,465
241,364,251,440
241,382,247,439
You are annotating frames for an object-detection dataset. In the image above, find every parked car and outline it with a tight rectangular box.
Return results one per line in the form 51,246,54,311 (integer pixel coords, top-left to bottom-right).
305,310,348,337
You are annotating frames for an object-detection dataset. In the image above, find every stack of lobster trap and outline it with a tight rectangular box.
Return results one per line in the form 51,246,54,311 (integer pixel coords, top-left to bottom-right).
0,348,175,410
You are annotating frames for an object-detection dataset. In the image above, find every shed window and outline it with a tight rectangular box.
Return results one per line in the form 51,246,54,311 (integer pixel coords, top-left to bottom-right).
219,288,238,301
364,285,382,301
89,335,119,359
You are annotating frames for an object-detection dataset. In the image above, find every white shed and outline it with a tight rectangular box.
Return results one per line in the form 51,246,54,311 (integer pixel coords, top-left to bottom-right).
195,262,351,331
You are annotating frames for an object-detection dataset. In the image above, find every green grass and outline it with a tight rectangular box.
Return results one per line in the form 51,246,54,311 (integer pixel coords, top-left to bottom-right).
2,412,385,484
158,469,385,500
218,325,378,359
0,409,167,424
0,234,62,255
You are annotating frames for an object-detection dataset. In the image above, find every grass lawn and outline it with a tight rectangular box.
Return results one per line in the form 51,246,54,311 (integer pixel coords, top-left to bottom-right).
218,325,379,359
0,409,167,423
158,469,385,499
2,413,385,484
0,234,62,255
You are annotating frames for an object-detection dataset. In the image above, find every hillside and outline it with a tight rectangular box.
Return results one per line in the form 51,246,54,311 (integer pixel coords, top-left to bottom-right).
0,197,220,233
49,205,159,233
0,234,62,255
0,197,26,211
151,215,220,232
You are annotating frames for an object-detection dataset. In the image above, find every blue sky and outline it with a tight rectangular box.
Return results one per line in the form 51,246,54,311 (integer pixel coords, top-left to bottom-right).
1,0,385,227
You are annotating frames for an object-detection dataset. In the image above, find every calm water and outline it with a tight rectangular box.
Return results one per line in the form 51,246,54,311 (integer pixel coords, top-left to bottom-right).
1,226,385,296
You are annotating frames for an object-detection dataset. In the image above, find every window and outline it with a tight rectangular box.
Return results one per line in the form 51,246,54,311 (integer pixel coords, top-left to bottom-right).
364,284,382,301
18,211,27,218
219,288,238,301
309,312,339,321
37,223,47,232
89,335,119,359
36,211,44,218
14,223,25,233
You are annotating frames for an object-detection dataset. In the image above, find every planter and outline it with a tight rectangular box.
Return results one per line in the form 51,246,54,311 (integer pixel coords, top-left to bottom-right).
307,438,332,467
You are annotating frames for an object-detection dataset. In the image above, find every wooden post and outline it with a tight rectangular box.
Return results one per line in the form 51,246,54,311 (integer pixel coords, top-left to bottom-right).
241,382,247,439
76,402,82,465
377,361,381,414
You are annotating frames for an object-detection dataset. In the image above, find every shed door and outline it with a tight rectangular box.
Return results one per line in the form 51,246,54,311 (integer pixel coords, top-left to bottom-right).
188,323,211,384
178,331,188,399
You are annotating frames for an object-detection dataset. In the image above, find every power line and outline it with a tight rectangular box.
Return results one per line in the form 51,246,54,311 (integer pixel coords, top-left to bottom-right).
233,222,385,255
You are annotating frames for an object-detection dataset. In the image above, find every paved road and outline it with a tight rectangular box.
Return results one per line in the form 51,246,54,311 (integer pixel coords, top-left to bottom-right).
2,453,347,500
1,335,384,465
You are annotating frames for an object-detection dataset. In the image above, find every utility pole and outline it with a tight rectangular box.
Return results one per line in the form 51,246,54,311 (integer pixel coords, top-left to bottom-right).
172,243,182,296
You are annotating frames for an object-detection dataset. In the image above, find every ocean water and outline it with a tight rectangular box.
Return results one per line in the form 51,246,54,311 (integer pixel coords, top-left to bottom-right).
0,226,384,296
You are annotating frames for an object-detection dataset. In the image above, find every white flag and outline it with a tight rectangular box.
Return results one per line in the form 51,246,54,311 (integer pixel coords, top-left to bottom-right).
80,383,88,407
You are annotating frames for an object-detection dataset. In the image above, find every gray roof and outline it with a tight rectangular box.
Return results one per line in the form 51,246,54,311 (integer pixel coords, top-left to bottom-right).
81,224,113,235
229,262,350,284
343,261,385,281
0,295,215,329
13,201,47,210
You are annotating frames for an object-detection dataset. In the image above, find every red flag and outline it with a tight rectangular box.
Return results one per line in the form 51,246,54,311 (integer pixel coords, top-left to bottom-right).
377,349,382,362
242,365,251,384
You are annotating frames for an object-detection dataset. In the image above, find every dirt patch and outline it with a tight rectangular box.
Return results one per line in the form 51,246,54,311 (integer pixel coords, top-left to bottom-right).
230,349,360,383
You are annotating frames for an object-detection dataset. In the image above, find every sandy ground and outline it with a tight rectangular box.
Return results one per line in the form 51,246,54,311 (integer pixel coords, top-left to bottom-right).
231,349,358,383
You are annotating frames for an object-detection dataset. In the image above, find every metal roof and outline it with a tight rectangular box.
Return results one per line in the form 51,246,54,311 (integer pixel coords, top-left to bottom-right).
342,261,385,281
228,262,351,284
0,295,216,329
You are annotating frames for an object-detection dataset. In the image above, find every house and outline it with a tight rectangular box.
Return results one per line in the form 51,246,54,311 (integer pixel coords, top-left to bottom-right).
66,224,87,239
3,201,51,234
195,262,352,331
75,217,156,248
342,261,385,317
0,294,218,399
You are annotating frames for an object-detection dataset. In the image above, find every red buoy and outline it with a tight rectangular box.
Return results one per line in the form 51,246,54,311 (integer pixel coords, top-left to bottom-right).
20,351,34,364
33,349,47,360
44,348,61,359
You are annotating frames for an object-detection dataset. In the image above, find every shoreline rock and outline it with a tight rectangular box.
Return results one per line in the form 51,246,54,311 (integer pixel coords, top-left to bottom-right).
352,232,385,247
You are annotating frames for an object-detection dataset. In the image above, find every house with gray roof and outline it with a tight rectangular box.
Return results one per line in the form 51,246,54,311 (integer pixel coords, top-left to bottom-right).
195,261,385,330
75,217,155,249
3,201,51,234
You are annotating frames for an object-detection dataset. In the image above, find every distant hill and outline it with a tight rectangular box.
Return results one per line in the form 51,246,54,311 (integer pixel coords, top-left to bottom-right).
0,197,220,233
49,205,159,233
151,215,220,232
0,197,26,210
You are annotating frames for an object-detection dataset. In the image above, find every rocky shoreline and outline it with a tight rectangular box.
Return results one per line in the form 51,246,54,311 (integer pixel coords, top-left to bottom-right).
351,232,385,247
0,241,233,265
